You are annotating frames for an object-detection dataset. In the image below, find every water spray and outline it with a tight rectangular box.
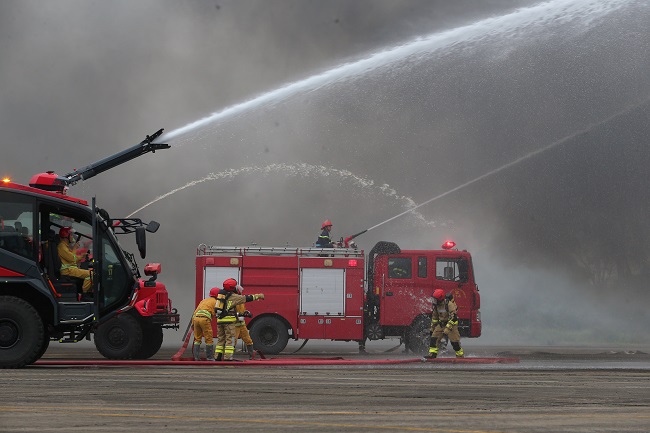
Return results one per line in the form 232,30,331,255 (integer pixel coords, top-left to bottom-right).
127,163,434,226
160,0,628,143
341,96,650,245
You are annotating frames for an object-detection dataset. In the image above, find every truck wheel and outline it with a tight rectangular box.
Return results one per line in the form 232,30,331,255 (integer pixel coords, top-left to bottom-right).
0,296,46,368
249,317,289,355
35,332,50,361
365,321,383,340
406,316,430,355
94,313,143,359
133,324,164,359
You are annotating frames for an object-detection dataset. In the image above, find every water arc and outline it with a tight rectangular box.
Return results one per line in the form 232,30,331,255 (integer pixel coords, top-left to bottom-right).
161,0,629,143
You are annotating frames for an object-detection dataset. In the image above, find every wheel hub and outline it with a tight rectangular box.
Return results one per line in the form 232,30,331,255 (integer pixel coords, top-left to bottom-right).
0,319,20,349
106,326,128,348
366,322,383,340
260,327,278,345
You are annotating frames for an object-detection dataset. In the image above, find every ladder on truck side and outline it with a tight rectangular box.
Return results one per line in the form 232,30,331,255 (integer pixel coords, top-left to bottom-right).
197,244,365,259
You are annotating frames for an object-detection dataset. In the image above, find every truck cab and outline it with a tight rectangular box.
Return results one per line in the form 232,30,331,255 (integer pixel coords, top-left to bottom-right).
367,241,481,352
1,130,179,368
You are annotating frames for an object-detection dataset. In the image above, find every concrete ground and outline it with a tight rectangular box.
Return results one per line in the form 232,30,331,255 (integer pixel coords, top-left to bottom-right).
1,341,649,433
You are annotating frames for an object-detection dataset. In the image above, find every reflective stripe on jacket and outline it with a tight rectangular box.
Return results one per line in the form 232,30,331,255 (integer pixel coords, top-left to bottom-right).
194,309,213,319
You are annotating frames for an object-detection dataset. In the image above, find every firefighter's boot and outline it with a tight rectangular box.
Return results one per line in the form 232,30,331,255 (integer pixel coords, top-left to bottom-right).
246,345,255,360
451,341,464,358
426,337,438,359
215,352,223,361
205,345,215,361
192,344,201,361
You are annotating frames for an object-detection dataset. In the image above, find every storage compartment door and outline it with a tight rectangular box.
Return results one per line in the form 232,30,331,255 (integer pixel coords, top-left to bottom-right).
300,268,345,316
203,267,240,298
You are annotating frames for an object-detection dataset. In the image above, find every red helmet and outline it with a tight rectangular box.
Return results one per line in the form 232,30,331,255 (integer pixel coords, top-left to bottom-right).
59,227,73,239
321,220,333,229
209,287,220,297
433,289,445,301
223,278,238,292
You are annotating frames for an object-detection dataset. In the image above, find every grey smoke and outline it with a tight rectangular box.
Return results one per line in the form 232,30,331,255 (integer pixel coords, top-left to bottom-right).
2,0,648,347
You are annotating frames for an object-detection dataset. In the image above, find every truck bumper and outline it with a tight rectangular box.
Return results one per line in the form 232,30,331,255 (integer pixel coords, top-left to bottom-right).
148,309,181,329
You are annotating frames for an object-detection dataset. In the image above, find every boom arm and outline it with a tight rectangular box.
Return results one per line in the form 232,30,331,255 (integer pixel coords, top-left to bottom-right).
29,129,169,193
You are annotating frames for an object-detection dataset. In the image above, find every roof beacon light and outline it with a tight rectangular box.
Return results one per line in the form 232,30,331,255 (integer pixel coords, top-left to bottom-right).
2,177,10,183
441,240,456,250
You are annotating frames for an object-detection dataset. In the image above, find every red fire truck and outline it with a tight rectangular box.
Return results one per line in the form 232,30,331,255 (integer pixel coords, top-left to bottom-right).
0,129,179,368
195,240,481,354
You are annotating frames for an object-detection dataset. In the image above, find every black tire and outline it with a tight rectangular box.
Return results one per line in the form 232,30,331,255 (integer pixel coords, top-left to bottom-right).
35,332,51,361
133,323,164,359
94,313,143,359
0,296,46,368
406,316,431,355
249,316,289,355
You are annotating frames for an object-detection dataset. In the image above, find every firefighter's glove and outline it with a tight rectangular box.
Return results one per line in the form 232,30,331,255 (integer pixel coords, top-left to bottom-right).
243,310,252,318
253,294,265,300
443,326,451,336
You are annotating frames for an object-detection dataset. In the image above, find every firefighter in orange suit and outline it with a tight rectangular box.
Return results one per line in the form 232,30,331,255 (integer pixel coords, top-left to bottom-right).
57,227,92,293
215,278,264,361
192,287,221,361
234,285,255,359
427,289,464,358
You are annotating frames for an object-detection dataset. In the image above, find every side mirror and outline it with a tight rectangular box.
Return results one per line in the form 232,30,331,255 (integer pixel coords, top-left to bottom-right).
146,220,160,233
136,226,146,259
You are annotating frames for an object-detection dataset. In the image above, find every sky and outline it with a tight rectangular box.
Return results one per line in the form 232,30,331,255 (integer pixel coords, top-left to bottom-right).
2,0,649,347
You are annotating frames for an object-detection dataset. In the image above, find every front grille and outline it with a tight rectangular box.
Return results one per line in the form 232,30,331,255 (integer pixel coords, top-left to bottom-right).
156,292,168,311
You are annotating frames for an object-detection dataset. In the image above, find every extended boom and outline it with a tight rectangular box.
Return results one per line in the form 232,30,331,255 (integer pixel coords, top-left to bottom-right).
29,128,169,193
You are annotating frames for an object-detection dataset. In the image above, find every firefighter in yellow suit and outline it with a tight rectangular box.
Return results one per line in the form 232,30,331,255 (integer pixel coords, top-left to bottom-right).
57,227,92,293
427,289,464,358
215,278,264,361
192,287,221,361
234,285,255,359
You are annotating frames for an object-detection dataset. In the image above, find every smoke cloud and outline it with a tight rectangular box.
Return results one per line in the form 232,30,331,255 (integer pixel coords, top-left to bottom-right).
2,0,649,347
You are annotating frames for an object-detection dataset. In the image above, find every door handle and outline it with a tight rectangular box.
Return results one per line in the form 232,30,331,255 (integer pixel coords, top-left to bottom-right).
386,291,393,296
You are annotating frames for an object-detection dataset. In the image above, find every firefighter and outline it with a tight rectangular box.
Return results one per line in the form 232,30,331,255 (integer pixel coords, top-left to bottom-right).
57,227,92,293
315,220,334,248
427,289,464,359
192,287,221,361
214,278,265,361
233,285,255,359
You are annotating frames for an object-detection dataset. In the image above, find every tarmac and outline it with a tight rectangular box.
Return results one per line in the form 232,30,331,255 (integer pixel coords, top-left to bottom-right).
1,341,649,432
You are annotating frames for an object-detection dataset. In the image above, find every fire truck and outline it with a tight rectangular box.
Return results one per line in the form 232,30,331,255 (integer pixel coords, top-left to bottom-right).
195,239,481,355
0,129,179,368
